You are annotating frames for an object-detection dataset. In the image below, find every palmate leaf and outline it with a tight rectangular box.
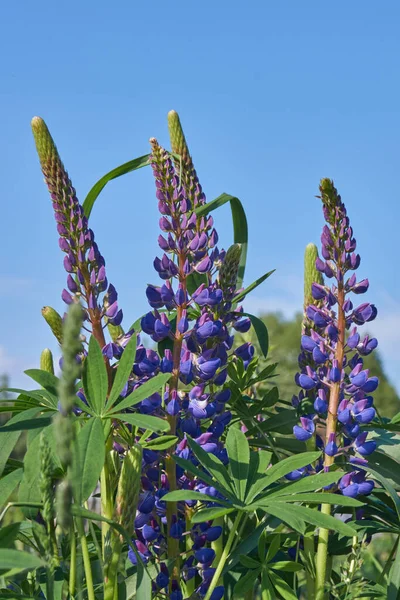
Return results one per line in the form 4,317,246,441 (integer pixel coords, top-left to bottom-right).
172,454,233,500
233,269,275,305
111,412,170,433
107,373,171,414
195,193,248,287
245,451,321,503
268,571,298,600
0,468,23,507
226,427,249,501
24,369,59,402
241,312,269,357
245,450,272,497
71,417,105,504
267,502,357,537
191,506,234,524
0,548,44,571
256,471,344,502
162,490,230,506
82,154,150,218
0,407,43,477
82,336,108,415
105,334,137,411
233,567,261,596
186,436,236,497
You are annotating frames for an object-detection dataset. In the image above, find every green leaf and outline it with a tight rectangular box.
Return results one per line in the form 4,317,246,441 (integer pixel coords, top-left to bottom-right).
264,504,306,534
242,312,269,357
172,455,230,498
270,561,304,572
388,538,400,600
162,490,230,505
0,388,55,409
106,334,137,411
136,557,152,600
0,408,42,477
226,427,249,501
82,337,108,415
258,472,343,501
247,408,298,436
246,450,272,497
0,468,23,507
108,373,171,414
24,369,59,406
233,567,261,596
186,436,236,498
268,571,299,600
72,417,105,504
239,556,261,569
356,463,400,520
0,415,53,433
143,435,178,451
191,506,234,524
0,548,44,571
268,502,357,537
233,269,275,305
195,193,248,287
224,515,280,574
256,492,362,508
263,451,321,487
83,154,150,218
112,413,170,433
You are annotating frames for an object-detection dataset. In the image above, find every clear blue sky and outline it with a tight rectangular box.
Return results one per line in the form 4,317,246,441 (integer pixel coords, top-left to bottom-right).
1,1,399,393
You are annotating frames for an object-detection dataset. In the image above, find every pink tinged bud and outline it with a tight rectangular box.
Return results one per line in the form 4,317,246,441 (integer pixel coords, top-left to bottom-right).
90,269,96,286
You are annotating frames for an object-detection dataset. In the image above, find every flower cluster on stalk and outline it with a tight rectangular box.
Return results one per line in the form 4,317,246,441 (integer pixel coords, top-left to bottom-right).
33,114,254,599
120,135,253,600
292,179,378,498
31,117,123,348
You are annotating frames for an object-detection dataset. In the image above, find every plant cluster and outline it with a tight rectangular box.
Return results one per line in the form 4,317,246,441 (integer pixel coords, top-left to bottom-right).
1,111,400,600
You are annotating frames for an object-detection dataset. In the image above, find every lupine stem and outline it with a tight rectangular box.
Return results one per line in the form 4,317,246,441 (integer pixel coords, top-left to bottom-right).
211,516,224,583
69,525,76,597
315,283,345,600
104,537,121,600
203,512,242,600
76,517,95,600
100,440,114,558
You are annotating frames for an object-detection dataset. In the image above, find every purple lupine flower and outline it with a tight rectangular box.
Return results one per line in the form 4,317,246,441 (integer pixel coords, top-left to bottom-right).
294,179,379,496
32,117,125,359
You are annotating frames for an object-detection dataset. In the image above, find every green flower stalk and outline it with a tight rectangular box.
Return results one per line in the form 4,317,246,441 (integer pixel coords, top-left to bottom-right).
42,306,64,345
40,348,55,374
40,431,57,599
304,243,324,313
218,243,242,295
54,302,83,530
104,445,143,600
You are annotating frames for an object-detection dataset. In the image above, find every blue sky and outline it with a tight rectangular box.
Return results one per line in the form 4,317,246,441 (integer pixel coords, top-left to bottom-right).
1,1,399,393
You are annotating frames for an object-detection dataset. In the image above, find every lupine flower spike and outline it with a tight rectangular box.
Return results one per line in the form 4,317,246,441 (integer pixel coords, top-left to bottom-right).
293,179,377,494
